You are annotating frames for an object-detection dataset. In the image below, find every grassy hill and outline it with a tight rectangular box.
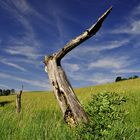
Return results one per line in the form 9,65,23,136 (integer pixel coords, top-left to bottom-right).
0,78,140,139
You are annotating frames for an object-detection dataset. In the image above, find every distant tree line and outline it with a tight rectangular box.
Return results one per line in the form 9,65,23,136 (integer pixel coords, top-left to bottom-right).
0,89,15,96
115,75,139,82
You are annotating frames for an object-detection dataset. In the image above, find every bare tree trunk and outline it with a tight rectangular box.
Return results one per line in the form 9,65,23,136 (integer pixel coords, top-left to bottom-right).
45,58,88,125
16,86,23,113
44,7,112,125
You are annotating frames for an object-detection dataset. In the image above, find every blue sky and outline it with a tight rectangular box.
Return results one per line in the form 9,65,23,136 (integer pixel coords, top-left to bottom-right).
0,0,140,91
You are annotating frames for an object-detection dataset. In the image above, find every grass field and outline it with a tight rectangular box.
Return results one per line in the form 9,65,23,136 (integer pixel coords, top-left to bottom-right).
0,78,140,140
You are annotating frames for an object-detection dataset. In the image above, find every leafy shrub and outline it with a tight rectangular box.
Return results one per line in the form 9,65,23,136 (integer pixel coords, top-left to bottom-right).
77,92,135,140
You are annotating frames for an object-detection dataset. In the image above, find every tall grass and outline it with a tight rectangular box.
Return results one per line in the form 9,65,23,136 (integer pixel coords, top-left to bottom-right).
0,78,140,139
0,92,77,140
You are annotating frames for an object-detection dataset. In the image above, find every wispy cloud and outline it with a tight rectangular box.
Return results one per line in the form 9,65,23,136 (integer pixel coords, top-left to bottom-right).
112,3,140,35
63,62,80,72
63,39,130,62
44,0,83,46
63,54,137,85
0,0,34,33
0,0,31,14
88,73,114,84
132,4,140,15
88,56,131,69
5,45,42,60
0,0,43,51
0,58,27,71
0,72,50,89
0,0,48,23
112,68,140,74
82,39,129,52
113,20,140,35
0,84,9,89
0,0,139,90
62,39,133,86
68,70,114,85
0,1,49,90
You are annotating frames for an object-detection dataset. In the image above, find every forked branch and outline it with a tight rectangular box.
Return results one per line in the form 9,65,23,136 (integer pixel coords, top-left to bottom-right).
44,7,112,125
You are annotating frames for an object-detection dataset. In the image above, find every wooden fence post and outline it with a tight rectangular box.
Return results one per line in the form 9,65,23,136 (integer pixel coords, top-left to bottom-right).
16,86,23,113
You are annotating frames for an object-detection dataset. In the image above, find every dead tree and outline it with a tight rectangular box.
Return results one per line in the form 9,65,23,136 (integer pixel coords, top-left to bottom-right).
16,85,23,113
44,7,112,125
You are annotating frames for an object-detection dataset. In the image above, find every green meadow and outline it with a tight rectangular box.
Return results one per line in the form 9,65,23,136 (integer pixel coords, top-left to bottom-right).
0,78,140,140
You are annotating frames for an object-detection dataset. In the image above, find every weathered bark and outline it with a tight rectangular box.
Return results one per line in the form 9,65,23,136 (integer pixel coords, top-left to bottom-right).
45,58,88,125
16,87,23,113
44,7,112,125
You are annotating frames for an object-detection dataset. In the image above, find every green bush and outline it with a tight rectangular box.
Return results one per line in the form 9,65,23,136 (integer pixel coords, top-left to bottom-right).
77,92,135,140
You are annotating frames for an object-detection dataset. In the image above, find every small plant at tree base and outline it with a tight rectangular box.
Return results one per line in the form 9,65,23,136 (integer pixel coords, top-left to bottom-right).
77,92,135,140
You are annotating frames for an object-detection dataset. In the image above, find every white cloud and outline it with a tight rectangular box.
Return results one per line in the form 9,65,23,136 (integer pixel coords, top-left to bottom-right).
88,56,131,69
0,72,50,89
10,0,32,14
113,20,140,35
112,4,140,35
85,39,129,52
0,58,27,72
112,68,140,74
0,0,44,68
63,39,130,62
132,4,140,16
62,39,133,86
12,0,37,14
44,0,84,46
0,0,33,31
68,70,114,85
5,45,42,60
0,0,47,22
88,73,114,84
63,63,80,72
0,0,44,48
0,84,9,89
